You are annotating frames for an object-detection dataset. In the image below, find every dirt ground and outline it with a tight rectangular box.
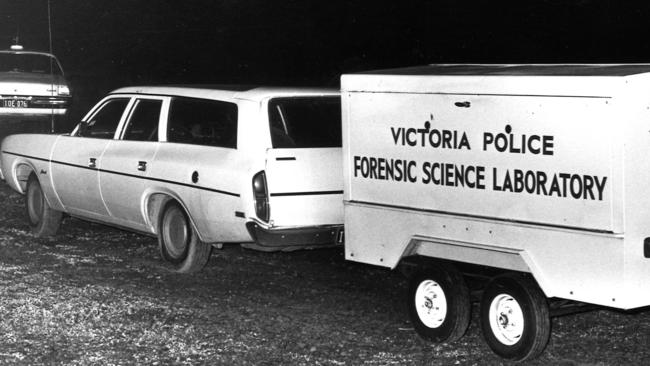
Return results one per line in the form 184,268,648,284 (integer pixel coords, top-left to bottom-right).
0,182,649,365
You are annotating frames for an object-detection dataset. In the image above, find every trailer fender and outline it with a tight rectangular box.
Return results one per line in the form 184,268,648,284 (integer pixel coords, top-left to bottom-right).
397,236,554,297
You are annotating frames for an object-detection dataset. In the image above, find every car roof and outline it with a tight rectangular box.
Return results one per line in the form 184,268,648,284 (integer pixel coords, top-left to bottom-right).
110,85,339,102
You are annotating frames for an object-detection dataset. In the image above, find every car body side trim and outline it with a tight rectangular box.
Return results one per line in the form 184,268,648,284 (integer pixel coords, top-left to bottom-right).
2,150,240,197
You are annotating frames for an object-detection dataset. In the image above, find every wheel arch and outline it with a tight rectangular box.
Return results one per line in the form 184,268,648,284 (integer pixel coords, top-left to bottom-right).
143,188,206,242
12,159,38,193
396,237,551,297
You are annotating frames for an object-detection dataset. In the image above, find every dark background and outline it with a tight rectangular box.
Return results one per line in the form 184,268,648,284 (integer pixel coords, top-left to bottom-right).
1,0,648,128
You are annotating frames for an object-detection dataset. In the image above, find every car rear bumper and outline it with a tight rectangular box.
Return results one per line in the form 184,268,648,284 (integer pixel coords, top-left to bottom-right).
0,107,67,116
246,222,344,248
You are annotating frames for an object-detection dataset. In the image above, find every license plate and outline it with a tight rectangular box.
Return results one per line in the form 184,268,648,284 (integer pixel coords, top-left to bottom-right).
2,99,28,108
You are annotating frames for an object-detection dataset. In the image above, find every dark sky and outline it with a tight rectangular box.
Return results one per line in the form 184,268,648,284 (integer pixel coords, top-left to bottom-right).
1,0,650,121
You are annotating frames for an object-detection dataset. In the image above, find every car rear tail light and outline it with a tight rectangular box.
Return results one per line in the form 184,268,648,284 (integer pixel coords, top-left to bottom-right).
253,171,269,222
57,85,71,96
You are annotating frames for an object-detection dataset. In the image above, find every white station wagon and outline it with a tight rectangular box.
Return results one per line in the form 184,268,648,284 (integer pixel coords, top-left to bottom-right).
0,85,343,272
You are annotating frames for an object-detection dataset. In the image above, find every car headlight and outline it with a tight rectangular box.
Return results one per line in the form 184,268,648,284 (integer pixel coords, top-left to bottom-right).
57,85,71,96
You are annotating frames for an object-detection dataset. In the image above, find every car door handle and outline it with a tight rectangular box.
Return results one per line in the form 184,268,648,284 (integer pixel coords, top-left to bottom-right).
137,161,147,171
88,158,97,168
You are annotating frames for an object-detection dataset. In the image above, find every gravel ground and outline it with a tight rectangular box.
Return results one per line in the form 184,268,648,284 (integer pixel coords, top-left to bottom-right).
0,182,649,365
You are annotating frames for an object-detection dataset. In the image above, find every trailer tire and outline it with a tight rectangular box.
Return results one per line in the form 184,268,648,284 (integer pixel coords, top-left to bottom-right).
25,173,62,237
480,273,550,361
158,200,211,273
407,263,471,343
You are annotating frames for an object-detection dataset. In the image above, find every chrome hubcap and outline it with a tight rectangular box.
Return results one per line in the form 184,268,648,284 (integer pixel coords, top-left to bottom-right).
163,206,189,259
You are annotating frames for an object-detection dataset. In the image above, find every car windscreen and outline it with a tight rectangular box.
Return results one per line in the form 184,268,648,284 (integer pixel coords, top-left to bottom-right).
268,96,341,148
0,53,63,75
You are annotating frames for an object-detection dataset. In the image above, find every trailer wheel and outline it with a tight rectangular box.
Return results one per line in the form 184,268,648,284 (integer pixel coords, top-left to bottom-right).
25,173,62,237
480,273,550,361
407,263,471,343
158,200,211,273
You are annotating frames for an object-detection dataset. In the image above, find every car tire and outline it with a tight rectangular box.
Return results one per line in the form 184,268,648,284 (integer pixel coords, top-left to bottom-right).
407,262,471,343
25,173,62,237
158,200,211,273
480,273,550,361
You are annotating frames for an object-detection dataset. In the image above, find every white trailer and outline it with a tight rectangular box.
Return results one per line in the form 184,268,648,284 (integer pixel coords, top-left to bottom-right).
341,64,650,360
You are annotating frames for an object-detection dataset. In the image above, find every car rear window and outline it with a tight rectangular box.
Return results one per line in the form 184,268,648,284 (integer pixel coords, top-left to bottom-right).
0,53,63,75
268,96,341,148
167,97,238,148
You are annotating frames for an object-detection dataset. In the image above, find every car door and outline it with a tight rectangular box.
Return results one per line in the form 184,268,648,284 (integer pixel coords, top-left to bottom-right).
99,96,166,232
50,96,132,219
149,96,244,242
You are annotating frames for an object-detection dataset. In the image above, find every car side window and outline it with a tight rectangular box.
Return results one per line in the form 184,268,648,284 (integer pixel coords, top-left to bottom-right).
79,98,130,138
167,97,238,148
122,99,162,141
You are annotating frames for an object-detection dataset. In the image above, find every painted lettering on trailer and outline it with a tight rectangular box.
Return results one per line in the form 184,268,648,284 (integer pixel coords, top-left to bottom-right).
353,117,608,201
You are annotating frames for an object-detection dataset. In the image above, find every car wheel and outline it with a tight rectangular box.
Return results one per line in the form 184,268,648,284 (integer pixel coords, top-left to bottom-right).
480,273,550,361
25,173,62,237
407,262,471,343
158,200,211,273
